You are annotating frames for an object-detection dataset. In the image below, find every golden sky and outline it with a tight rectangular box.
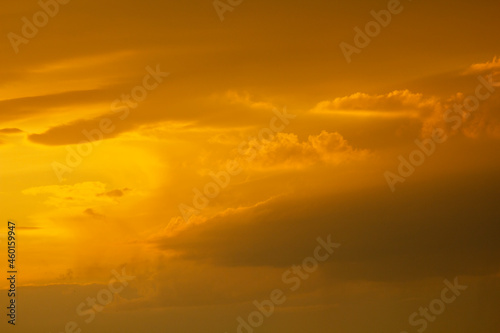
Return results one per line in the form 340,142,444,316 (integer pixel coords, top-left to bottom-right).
1,0,500,332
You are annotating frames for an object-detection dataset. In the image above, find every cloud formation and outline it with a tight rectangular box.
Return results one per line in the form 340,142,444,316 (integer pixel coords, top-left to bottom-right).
244,131,370,169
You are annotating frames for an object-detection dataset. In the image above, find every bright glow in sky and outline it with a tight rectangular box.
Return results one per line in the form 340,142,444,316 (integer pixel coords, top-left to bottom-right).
1,0,500,332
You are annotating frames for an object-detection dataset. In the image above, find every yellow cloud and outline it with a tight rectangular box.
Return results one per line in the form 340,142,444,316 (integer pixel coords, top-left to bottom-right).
463,56,500,74
242,131,370,170
218,90,277,110
312,90,437,118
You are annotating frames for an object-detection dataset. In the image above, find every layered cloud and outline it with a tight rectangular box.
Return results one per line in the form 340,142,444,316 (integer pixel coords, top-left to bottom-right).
1,1,500,331
153,168,500,281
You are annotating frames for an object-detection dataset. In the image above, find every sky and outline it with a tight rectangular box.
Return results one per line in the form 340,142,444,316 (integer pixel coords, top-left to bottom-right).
1,0,500,332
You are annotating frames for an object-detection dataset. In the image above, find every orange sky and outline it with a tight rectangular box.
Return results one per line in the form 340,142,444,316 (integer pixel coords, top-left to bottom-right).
1,0,500,332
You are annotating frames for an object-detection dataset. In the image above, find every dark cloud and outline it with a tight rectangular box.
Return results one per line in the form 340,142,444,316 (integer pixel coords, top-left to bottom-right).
28,111,127,146
0,128,23,134
97,188,131,198
154,169,500,282
84,208,104,219
0,89,116,123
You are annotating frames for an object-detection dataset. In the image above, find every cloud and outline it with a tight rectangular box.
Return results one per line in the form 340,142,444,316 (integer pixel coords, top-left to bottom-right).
220,90,276,110
97,188,131,198
421,85,500,140
0,128,23,134
27,111,128,146
22,182,128,207
152,168,500,282
312,90,438,118
26,91,280,146
463,56,500,75
84,208,105,219
0,89,115,124
241,131,370,170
